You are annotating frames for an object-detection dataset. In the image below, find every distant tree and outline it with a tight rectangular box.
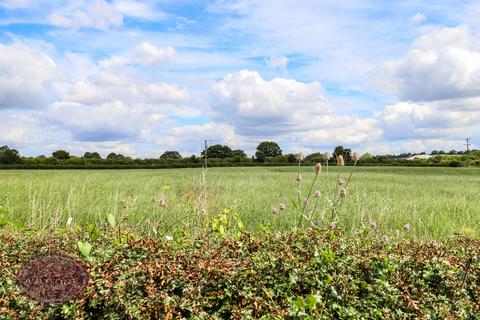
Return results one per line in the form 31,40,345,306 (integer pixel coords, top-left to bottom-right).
107,153,125,160
448,150,457,155
201,144,232,158
304,152,327,163
83,152,102,159
333,146,345,159
52,150,70,160
431,150,439,155
230,149,247,158
0,145,21,164
255,141,282,162
160,151,182,160
360,152,373,162
343,148,352,163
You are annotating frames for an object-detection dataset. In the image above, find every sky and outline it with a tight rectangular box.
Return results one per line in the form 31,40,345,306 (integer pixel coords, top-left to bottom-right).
1,0,480,158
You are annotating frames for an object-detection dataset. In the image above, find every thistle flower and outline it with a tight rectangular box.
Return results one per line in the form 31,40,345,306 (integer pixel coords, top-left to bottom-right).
296,174,302,182
153,196,167,207
352,152,360,161
382,235,390,243
296,153,304,161
279,203,286,211
314,190,321,198
314,163,322,174
369,221,377,230
337,178,344,186
403,223,411,232
337,155,345,166
272,207,279,214
340,188,347,198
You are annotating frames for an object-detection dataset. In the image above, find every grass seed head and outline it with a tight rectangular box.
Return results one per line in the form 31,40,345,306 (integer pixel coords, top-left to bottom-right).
314,163,322,174
337,155,345,166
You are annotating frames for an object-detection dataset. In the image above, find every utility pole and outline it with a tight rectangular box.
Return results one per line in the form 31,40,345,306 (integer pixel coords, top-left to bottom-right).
465,138,471,152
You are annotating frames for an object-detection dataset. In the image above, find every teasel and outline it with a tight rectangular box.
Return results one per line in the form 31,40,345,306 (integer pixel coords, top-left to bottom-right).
337,155,345,166
314,163,321,174
352,152,360,162
340,188,347,198
296,153,304,161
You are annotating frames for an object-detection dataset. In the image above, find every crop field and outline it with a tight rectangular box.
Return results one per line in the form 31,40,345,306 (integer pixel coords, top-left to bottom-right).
1,166,479,239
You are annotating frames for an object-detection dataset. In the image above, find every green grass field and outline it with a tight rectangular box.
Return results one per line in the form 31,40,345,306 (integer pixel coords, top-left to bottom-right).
1,166,479,239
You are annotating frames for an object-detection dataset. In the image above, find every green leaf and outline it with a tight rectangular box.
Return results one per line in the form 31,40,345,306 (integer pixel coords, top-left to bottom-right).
77,241,92,258
107,214,116,230
294,296,305,309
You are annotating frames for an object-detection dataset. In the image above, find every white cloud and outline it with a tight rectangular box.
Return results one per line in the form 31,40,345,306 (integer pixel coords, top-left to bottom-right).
387,26,480,101
48,0,123,31
113,0,166,21
266,55,289,75
100,42,175,68
0,44,59,109
209,70,381,145
411,12,426,24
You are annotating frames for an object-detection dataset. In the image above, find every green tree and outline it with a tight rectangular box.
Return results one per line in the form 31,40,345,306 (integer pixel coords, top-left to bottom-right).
305,152,327,163
255,141,282,162
52,150,70,160
160,151,182,159
83,152,102,159
201,144,232,158
230,149,247,158
106,153,125,160
333,146,344,158
0,145,21,164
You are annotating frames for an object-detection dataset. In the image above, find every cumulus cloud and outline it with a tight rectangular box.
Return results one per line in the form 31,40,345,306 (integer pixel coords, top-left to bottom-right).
209,70,381,144
48,0,123,30
0,44,59,109
100,42,175,68
387,26,480,101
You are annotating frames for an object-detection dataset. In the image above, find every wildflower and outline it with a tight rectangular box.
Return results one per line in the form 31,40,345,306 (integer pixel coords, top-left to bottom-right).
296,153,304,161
272,207,279,214
314,163,322,174
153,196,167,207
340,188,347,198
296,174,302,182
337,178,344,186
382,235,389,243
394,229,400,237
403,223,411,232
337,155,345,166
279,203,286,211
165,235,173,241
352,152,360,161
314,190,321,198
369,221,377,230
66,216,73,227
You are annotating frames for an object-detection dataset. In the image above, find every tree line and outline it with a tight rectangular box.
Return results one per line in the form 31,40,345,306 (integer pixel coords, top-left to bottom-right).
1,143,479,168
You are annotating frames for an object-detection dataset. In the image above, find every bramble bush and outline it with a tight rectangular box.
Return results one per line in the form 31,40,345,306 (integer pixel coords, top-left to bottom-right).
1,226,478,319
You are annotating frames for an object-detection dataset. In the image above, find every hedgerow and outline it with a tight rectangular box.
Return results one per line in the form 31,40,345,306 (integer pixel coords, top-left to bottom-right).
1,228,478,319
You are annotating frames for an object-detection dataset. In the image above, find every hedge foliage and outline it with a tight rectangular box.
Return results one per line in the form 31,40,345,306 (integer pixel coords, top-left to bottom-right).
1,229,479,319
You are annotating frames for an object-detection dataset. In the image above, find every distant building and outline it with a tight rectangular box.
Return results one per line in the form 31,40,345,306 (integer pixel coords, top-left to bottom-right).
406,154,433,160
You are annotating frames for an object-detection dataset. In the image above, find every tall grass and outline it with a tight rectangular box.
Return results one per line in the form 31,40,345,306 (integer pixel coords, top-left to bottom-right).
0,166,479,239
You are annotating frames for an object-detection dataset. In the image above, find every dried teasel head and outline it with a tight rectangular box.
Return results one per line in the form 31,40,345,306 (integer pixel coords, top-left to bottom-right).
403,223,411,232
324,152,331,160
272,207,279,214
337,155,345,166
352,152,360,161
296,153,304,161
314,190,321,198
382,235,390,243
369,221,377,230
279,203,286,211
337,178,344,186
314,163,322,174
340,188,347,198
296,174,303,182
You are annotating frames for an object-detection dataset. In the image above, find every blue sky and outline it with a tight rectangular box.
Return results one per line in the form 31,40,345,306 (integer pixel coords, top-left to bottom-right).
1,0,479,157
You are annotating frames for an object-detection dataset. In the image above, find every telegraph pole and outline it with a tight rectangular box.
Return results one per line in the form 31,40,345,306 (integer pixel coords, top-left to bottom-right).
465,138,471,152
